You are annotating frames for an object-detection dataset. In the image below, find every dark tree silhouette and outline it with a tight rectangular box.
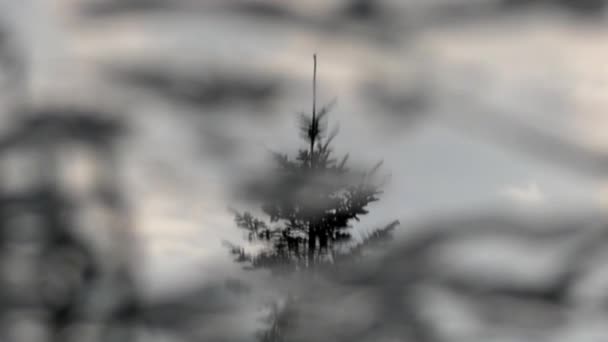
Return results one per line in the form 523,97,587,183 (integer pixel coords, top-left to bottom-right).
230,55,397,271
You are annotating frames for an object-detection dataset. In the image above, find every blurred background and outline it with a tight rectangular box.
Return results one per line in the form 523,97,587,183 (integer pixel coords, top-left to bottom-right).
1,0,608,341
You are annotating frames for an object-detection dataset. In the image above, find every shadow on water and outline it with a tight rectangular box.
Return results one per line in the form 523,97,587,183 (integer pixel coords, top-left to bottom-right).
109,66,281,110
81,0,176,17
